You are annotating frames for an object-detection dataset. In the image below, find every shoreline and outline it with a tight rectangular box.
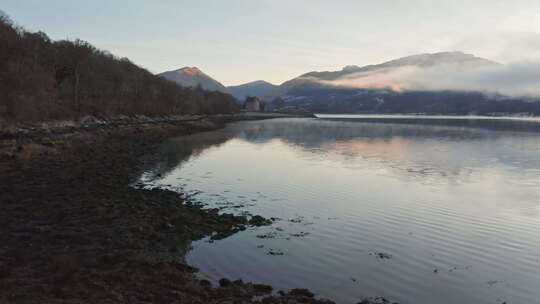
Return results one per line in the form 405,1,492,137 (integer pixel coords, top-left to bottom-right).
0,115,369,304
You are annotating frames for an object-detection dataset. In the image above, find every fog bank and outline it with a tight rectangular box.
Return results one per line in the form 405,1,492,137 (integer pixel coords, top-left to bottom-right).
320,62,540,98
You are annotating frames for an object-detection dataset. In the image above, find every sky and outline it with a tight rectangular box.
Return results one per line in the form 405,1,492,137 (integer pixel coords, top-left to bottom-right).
2,0,540,86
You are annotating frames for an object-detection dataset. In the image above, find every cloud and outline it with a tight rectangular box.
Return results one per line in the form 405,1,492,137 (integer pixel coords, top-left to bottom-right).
318,62,540,98
453,32,540,63
318,66,418,92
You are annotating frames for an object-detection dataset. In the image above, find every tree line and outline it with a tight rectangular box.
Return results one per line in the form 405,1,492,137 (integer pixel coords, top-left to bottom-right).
287,86,540,116
0,11,239,123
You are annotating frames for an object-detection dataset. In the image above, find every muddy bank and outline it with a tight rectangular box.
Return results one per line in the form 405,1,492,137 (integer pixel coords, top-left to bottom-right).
0,117,387,304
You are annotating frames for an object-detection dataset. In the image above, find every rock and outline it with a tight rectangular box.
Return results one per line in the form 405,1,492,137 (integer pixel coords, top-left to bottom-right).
199,279,211,287
219,278,232,287
267,249,284,256
357,297,393,304
253,284,273,294
369,252,392,259
248,215,272,226
288,288,314,298
79,115,104,127
256,231,277,239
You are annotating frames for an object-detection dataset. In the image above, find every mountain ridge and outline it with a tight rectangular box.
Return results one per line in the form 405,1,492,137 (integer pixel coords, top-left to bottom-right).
224,51,502,100
274,52,540,115
281,51,500,90
158,67,229,93
227,80,279,100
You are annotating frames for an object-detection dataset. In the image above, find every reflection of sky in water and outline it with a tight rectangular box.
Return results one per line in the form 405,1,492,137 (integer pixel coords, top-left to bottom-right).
141,117,540,304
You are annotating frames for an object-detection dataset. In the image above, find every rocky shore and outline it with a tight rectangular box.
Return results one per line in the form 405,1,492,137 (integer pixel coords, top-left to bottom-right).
0,115,389,304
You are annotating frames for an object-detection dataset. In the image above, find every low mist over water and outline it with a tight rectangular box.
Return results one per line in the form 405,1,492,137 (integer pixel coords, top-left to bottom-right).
143,116,540,304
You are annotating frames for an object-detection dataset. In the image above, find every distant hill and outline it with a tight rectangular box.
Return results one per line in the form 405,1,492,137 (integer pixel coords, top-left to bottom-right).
275,52,540,115
158,67,229,93
0,14,239,122
152,51,540,116
281,51,499,92
227,80,279,100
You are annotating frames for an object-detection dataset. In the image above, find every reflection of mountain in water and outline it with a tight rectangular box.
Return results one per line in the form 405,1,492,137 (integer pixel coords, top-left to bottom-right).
144,117,540,183
231,119,540,182
234,117,540,144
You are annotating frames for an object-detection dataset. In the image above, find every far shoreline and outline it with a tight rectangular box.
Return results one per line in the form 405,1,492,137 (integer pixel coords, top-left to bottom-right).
315,113,540,120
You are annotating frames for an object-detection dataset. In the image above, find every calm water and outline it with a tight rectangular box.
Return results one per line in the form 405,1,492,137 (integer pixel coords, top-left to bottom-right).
141,115,540,304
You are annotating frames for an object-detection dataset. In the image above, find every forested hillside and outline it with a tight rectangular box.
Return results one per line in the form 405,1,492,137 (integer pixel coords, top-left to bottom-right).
0,12,239,123
285,86,540,115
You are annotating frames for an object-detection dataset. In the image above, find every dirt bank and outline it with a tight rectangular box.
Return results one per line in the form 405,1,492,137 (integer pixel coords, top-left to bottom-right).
0,116,390,304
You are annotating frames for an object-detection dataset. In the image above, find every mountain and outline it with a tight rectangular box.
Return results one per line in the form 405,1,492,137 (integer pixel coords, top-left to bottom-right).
280,51,499,92
277,52,540,115
227,80,280,100
158,67,229,93
152,52,540,116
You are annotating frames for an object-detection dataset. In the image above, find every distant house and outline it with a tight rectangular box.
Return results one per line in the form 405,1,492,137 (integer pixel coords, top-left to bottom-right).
243,96,265,112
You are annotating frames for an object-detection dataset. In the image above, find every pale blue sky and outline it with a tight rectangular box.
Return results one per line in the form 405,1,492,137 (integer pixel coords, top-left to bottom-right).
2,0,540,85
